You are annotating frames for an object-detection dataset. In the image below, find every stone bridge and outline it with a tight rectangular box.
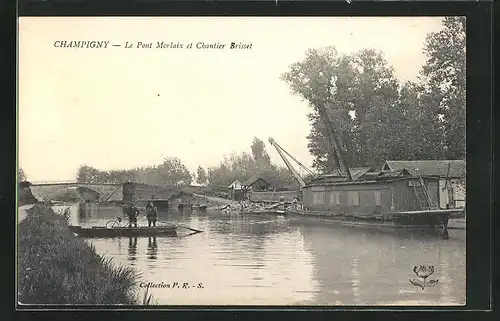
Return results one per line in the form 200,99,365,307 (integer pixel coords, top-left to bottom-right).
29,182,123,203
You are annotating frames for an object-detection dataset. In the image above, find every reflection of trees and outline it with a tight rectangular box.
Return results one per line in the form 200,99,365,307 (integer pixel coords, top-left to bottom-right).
77,203,99,222
298,224,466,305
78,203,87,220
211,214,292,236
206,214,294,263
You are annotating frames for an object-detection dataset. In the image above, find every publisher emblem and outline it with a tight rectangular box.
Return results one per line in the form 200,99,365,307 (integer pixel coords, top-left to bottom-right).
409,265,439,290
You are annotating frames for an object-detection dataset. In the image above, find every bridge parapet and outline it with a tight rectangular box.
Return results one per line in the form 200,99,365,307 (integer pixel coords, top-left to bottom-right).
29,183,123,202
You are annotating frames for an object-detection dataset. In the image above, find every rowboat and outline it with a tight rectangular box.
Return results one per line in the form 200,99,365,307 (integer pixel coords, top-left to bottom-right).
69,225,178,238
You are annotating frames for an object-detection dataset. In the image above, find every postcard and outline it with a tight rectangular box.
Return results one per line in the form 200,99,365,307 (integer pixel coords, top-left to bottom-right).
17,16,466,307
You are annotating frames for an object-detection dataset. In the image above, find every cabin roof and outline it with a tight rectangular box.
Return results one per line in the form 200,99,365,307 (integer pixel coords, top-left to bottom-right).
383,160,465,178
243,176,269,187
323,167,374,179
306,169,415,186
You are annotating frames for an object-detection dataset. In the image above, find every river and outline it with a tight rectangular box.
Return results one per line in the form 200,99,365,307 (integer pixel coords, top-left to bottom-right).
61,203,466,306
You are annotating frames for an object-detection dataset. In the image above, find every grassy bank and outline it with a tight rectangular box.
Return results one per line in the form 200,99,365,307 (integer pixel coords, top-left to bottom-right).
17,204,147,305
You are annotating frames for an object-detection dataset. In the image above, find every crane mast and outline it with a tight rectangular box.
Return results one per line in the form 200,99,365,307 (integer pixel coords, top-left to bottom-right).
268,137,308,188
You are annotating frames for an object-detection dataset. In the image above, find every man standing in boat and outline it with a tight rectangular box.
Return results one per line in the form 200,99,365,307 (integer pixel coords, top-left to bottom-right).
124,203,139,228
146,200,158,227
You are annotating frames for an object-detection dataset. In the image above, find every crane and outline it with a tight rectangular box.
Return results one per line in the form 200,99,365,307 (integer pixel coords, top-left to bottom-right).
268,137,316,189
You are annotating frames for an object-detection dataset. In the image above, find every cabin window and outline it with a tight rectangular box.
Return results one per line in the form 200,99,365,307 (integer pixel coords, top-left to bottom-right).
374,191,382,207
313,192,324,205
329,191,340,205
347,191,359,207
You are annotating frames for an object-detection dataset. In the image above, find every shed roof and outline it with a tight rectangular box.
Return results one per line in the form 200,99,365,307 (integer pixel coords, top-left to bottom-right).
228,180,242,189
382,160,465,178
243,176,269,186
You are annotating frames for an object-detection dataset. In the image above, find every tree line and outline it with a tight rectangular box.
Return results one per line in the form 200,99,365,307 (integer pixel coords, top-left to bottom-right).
203,137,299,191
281,17,465,173
76,157,192,188
74,137,299,192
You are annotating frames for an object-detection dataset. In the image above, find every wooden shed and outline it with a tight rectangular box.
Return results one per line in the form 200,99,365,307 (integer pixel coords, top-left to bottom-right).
228,180,243,201
382,160,465,209
242,177,270,191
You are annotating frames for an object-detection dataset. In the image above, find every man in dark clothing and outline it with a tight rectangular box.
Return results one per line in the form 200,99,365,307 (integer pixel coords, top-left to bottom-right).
146,201,158,227
125,203,139,228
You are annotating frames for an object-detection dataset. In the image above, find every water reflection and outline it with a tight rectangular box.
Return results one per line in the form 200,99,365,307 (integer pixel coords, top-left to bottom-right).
128,237,138,263
73,203,465,305
297,224,466,305
147,237,158,260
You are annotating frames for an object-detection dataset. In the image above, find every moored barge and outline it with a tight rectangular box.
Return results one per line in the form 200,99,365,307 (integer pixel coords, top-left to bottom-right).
285,168,464,238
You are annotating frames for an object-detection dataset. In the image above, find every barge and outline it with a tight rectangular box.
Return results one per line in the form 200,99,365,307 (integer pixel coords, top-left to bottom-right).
285,168,464,239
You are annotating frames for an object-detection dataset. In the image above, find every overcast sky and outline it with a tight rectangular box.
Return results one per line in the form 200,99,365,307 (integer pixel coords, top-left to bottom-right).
18,17,445,182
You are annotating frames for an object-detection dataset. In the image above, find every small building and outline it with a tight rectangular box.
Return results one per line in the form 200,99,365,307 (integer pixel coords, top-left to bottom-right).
228,180,243,201
302,169,441,214
242,177,270,192
382,160,465,209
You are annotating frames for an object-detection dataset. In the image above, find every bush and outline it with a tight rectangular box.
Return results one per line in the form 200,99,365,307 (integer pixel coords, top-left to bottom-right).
17,204,142,304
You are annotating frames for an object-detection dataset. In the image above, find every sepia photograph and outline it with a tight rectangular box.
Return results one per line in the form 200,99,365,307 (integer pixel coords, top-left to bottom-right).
17,16,466,306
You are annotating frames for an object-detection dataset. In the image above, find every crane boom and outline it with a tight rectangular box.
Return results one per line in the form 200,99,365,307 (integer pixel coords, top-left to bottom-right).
268,137,307,188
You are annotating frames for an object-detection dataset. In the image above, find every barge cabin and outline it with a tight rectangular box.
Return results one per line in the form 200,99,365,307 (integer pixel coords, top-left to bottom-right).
301,168,440,214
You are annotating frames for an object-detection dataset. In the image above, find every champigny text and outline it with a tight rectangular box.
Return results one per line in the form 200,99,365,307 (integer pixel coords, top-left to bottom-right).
53,40,252,50
53,41,110,48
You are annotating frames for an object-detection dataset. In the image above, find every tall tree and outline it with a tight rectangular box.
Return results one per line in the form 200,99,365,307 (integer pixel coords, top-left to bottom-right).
250,137,271,168
76,165,103,183
18,168,26,182
398,81,445,160
196,166,208,185
420,16,466,159
281,47,401,172
156,157,192,187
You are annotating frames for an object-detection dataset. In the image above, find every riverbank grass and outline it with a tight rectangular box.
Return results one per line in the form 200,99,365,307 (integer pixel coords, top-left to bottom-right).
18,204,144,304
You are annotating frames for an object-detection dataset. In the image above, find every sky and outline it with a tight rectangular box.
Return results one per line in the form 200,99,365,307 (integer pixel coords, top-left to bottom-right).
18,17,445,182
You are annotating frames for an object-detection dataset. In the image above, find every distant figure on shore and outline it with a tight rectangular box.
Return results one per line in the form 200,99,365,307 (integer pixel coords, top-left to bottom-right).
124,203,139,228
279,194,285,210
146,201,158,227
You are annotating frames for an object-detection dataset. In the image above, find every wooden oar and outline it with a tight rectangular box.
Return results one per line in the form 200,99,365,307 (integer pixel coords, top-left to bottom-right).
175,225,204,234
156,222,204,234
